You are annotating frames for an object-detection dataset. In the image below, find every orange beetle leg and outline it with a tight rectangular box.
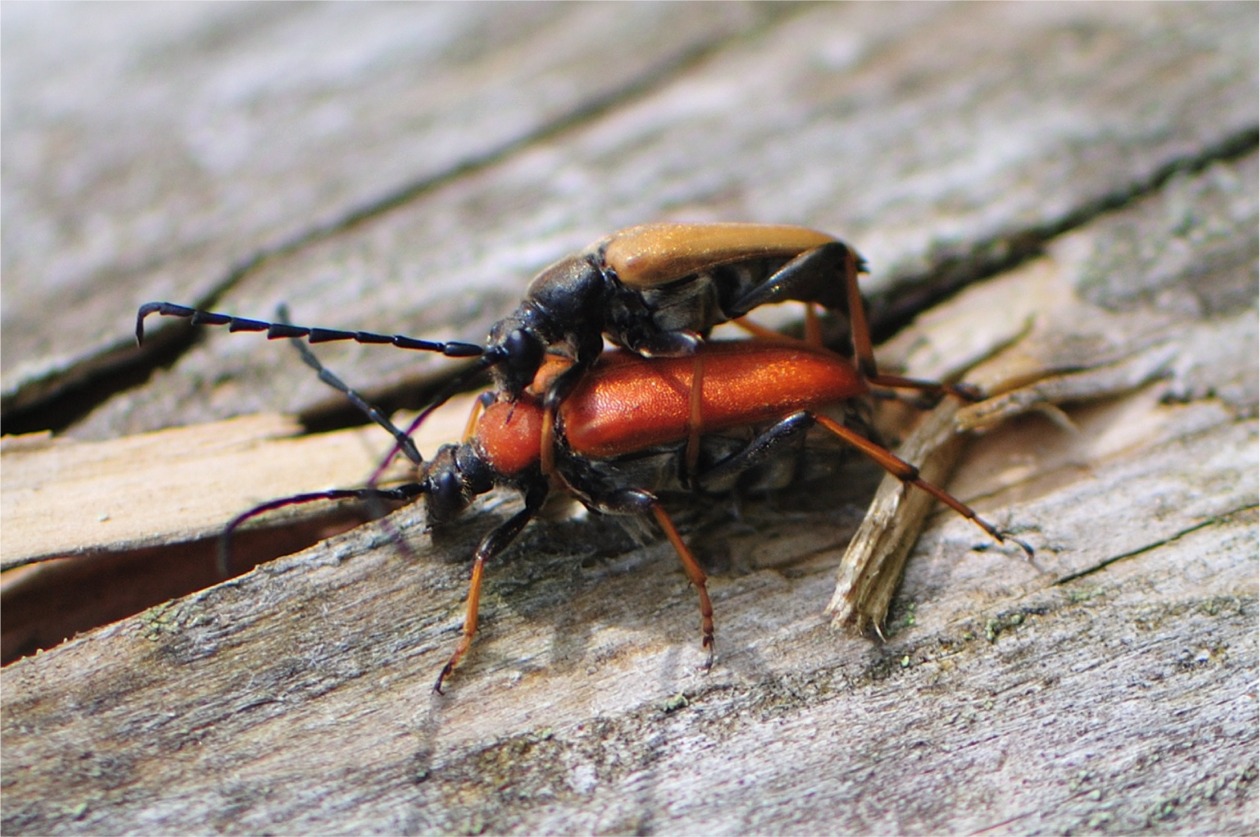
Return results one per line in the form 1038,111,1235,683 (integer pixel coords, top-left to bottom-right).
651,502,715,669
803,302,822,347
539,408,557,476
730,316,794,341
813,414,1032,557
462,394,488,442
866,372,985,403
435,556,486,694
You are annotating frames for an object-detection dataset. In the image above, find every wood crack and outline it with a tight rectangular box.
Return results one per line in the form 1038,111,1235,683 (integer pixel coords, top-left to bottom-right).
870,125,1259,339
1052,504,1258,586
2,18,786,436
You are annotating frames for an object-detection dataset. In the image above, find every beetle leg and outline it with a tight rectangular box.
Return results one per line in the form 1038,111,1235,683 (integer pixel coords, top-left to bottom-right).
725,240,882,384
538,411,556,476
539,335,605,476
810,414,1033,557
864,372,986,403
804,302,822,347
691,412,816,492
691,409,1030,556
817,256,983,401
651,502,715,670
729,316,796,341
728,241,861,322
462,391,495,442
841,246,878,380
731,243,981,401
588,488,714,670
435,481,549,694
732,304,824,347
619,329,704,358
685,353,705,479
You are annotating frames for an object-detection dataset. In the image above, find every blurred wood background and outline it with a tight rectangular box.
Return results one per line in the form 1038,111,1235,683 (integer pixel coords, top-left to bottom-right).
2,4,1256,834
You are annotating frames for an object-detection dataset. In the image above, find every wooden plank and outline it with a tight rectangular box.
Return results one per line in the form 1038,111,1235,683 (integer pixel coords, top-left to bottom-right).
2,3,1256,835
0,400,476,664
2,403,471,567
4,150,1255,833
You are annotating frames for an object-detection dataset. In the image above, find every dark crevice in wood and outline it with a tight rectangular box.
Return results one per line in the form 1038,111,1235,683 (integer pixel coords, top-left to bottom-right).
303,124,1260,437
867,125,1260,342
8,96,1253,443
1,251,268,436
1050,507,1255,587
0,506,378,666
299,125,1259,438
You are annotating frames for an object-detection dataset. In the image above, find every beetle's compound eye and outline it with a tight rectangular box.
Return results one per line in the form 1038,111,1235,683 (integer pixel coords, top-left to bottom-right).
501,328,544,394
426,467,467,523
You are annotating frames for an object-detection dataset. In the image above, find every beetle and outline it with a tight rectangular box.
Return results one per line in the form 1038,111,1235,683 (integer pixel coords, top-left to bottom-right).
222,339,1032,693
137,223,869,470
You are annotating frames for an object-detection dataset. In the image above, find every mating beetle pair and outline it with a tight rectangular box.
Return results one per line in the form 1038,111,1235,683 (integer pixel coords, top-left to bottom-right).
137,222,1030,691
139,223,869,470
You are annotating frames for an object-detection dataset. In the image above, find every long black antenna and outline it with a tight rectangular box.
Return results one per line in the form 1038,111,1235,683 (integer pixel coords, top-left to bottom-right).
136,302,485,357
273,305,424,465
218,483,425,576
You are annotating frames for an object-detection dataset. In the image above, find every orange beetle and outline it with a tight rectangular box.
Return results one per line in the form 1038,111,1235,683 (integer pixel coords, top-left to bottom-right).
140,224,1030,691
223,340,1030,693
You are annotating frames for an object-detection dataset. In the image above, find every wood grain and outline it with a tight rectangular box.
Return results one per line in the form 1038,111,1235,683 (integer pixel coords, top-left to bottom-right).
2,4,1256,834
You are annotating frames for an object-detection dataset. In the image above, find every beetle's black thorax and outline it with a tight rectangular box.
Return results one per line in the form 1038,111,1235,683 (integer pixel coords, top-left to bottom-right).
486,254,613,394
519,255,612,346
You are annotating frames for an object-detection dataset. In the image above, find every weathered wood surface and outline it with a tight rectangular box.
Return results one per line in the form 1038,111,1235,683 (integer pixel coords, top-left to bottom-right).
2,4,1257,834
2,2,778,422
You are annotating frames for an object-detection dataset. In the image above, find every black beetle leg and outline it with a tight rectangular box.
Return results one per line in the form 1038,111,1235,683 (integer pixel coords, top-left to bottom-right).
691,411,816,493
435,480,549,694
728,241,861,320
619,329,704,358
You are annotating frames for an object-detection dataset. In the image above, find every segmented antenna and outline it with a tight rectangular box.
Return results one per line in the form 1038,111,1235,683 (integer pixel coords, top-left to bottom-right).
135,301,496,467
273,305,423,466
135,302,485,357
218,484,425,576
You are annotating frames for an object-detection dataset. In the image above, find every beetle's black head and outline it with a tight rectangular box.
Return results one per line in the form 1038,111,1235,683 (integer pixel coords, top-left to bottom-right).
418,441,497,525
484,254,609,395
486,316,546,396
419,444,472,524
